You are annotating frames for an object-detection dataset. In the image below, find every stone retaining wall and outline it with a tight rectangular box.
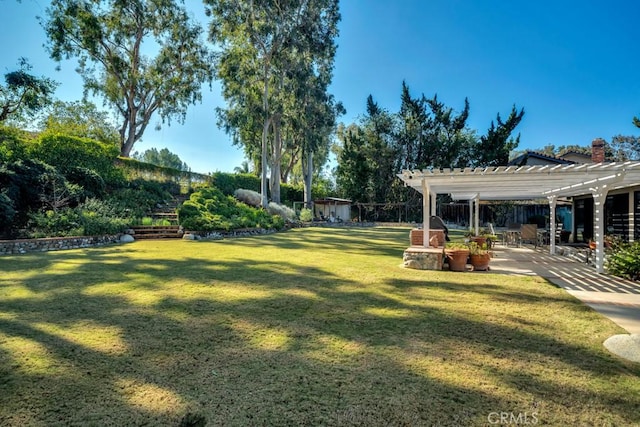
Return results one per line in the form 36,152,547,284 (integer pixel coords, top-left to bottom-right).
0,235,122,255
402,247,444,270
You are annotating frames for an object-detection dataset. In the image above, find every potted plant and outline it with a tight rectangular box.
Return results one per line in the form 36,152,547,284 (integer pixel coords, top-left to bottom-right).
480,230,499,249
468,241,491,271
444,242,470,272
465,228,497,248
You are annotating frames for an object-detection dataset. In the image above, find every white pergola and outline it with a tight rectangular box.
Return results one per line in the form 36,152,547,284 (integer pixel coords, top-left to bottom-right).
398,162,640,273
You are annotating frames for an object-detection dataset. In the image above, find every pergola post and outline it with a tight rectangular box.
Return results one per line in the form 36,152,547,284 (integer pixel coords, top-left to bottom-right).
430,193,437,217
474,195,480,236
592,188,609,274
548,195,557,255
422,179,430,248
468,200,473,234
628,192,634,243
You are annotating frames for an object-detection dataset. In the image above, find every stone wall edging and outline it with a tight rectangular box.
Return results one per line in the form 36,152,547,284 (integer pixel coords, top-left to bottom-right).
0,234,123,255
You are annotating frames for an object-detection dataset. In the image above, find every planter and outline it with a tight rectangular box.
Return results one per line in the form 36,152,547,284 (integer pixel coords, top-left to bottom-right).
410,229,445,247
445,248,469,272
470,253,491,271
470,236,487,247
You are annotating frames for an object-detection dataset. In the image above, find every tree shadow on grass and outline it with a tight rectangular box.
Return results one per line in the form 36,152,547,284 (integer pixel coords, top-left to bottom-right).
0,229,639,425
224,226,410,258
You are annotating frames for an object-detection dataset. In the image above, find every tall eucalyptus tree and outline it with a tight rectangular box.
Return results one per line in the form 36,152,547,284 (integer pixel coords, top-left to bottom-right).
44,0,215,157
205,0,340,206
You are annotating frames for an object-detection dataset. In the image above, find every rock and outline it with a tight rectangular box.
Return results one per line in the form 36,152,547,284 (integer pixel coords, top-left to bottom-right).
604,334,640,363
182,233,196,240
120,234,135,243
403,260,421,269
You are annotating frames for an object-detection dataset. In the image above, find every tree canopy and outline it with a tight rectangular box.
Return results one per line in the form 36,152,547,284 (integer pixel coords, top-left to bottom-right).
0,58,57,124
39,99,119,146
335,82,525,211
43,0,215,157
132,147,189,171
475,105,525,167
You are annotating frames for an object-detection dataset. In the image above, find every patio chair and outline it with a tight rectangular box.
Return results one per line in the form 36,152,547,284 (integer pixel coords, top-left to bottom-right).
503,223,521,246
520,224,538,247
486,223,497,248
554,223,564,244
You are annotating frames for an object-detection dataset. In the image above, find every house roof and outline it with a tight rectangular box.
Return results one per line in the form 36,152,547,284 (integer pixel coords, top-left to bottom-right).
559,150,591,159
508,151,575,166
314,197,352,205
398,162,640,201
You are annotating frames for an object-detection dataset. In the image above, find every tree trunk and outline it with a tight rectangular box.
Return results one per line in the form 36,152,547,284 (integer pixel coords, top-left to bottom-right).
260,69,270,208
121,131,136,157
303,146,313,209
281,147,299,184
269,117,282,204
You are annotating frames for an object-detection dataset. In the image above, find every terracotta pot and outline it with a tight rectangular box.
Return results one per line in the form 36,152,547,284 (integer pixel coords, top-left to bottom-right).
470,236,487,247
445,249,469,272
470,253,491,271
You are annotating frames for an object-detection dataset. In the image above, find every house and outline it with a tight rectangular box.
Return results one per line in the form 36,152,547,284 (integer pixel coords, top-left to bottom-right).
508,139,605,167
506,139,638,244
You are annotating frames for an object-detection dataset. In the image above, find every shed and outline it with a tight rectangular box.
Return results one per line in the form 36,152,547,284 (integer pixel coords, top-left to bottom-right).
314,198,352,222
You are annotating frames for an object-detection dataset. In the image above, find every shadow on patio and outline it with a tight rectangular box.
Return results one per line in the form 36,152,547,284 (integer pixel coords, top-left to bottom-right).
488,244,640,334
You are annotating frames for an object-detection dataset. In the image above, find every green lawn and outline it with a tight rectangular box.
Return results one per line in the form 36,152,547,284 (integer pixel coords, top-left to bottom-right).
0,227,638,426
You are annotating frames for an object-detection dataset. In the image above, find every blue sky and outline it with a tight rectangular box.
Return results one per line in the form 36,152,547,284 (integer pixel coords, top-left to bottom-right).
2,0,640,174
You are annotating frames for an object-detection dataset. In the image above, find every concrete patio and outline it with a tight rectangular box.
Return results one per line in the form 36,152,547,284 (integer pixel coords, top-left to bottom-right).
488,245,640,335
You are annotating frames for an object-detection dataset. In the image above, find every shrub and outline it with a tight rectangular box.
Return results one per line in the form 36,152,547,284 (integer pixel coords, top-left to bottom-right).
270,215,285,230
29,133,123,185
211,172,260,196
78,198,129,236
299,207,313,222
178,186,285,232
28,208,83,238
234,188,262,207
0,191,16,232
0,159,83,235
66,166,106,199
605,241,640,281
0,125,29,163
280,183,303,205
28,198,130,237
107,178,174,219
267,202,296,221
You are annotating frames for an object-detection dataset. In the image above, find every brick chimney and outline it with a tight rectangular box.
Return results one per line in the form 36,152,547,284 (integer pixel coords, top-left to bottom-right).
591,138,605,163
